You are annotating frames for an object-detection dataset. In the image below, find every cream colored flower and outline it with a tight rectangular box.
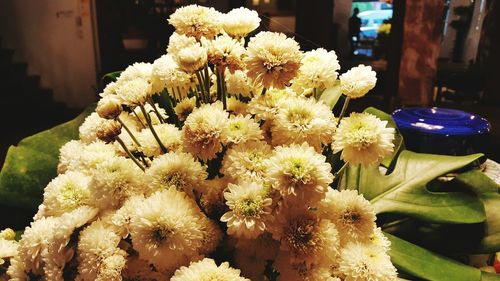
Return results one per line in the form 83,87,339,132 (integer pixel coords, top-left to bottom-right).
340,64,377,98
182,101,229,161
245,31,302,89
198,177,228,219
116,78,152,107
339,242,397,281
272,96,337,151
204,33,245,73
319,189,376,245
0,228,15,240
220,182,273,238
265,143,333,205
41,171,91,216
58,141,118,174
79,112,107,144
292,48,340,94
137,123,183,157
221,140,272,184
225,69,261,98
118,62,154,82
227,96,249,115
175,96,197,121
247,87,293,121
132,102,167,126
222,7,261,38
152,54,194,98
0,239,18,265
77,220,127,281
99,81,118,98
222,114,263,145
129,189,220,271
89,156,144,211
146,151,207,197
333,112,395,166
270,208,340,266
168,5,221,40
175,43,208,73
171,258,249,281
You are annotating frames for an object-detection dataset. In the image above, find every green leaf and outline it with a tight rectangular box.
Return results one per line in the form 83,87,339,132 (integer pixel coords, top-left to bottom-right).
0,107,94,209
347,151,485,224
453,170,500,252
318,81,342,109
101,71,122,83
363,107,405,170
385,232,482,281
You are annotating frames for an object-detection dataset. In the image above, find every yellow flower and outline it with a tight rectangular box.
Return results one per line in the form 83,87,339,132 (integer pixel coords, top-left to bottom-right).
222,7,261,38
292,48,340,94
222,140,272,184
339,242,397,281
204,34,245,73
340,65,377,99
168,5,221,40
222,114,263,145
171,258,249,281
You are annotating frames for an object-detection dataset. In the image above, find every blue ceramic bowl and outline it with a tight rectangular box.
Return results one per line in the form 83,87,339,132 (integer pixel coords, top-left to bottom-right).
392,107,490,156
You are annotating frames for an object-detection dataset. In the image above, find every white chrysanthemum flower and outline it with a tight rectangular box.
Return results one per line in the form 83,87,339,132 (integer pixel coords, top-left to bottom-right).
168,5,221,40
79,112,108,144
370,227,391,251
274,254,339,281
265,143,333,205
129,189,220,271
333,112,395,166
227,96,249,116
247,88,293,121
339,243,397,281
104,195,144,238
115,78,152,107
245,31,302,89
59,141,118,174
137,123,183,157
0,239,18,265
319,189,376,244
175,43,208,73
225,69,261,98
203,33,245,73
272,96,337,151
222,7,261,38
6,255,27,281
222,140,272,183
77,220,127,281
340,64,377,99
41,171,91,216
167,32,198,55
171,258,250,281
222,114,263,145
99,81,118,98
152,54,194,98
220,182,273,239
292,48,340,94
118,110,143,131
270,208,340,266
89,156,144,210
118,62,154,82
146,151,207,197
182,101,229,161
174,96,197,122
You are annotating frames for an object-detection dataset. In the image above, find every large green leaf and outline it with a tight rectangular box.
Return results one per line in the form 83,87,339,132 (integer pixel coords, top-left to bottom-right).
453,170,500,252
346,151,485,224
385,232,483,281
0,107,94,209
363,107,405,170
318,81,342,109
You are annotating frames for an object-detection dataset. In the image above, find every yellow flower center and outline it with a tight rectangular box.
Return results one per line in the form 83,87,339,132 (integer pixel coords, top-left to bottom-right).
235,197,262,217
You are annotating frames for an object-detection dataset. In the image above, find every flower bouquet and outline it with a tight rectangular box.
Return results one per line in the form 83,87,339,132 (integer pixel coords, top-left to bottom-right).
0,5,499,281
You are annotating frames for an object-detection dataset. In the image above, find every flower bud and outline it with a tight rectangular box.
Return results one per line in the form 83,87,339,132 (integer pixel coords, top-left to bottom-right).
97,96,122,119
96,119,122,143
0,228,16,240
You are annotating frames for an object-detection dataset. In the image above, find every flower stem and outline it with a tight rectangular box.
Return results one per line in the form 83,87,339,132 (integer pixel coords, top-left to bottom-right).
116,137,145,171
147,98,165,124
132,110,146,129
203,64,211,102
196,71,207,103
338,96,351,122
139,104,168,153
117,117,141,147
220,69,227,110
